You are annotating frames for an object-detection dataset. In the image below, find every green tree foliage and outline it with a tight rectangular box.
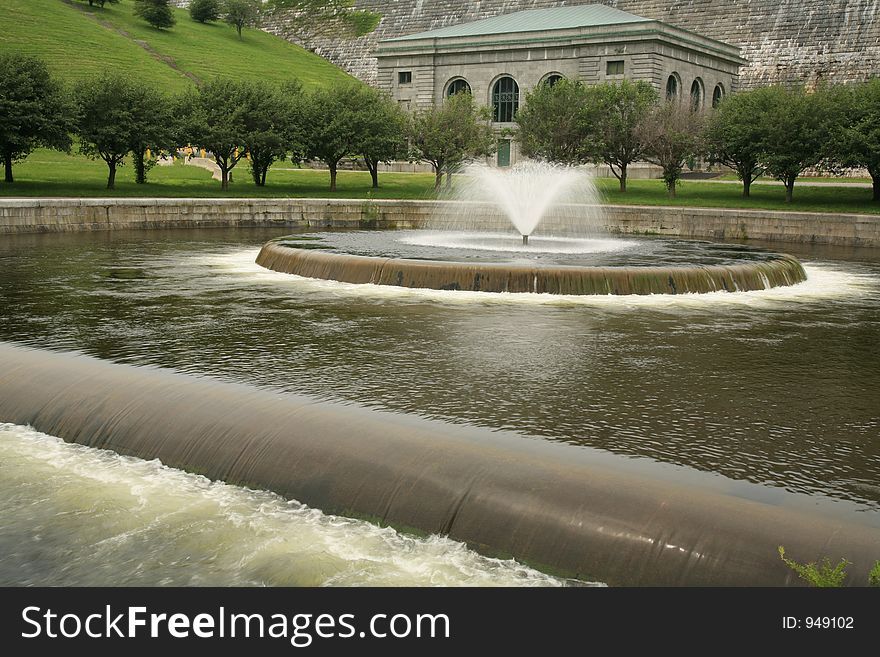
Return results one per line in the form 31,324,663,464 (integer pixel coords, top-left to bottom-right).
588,80,657,192
832,80,880,202
408,93,496,191
179,77,254,190
72,73,144,189
85,0,120,7
704,88,774,197
515,79,592,166
266,1,381,41
778,546,850,587
637,100,704,198
223,0,261,39
244,80,302,187
298,82,370,191
134,0,176,30
755,86,835,203
352,89,408,189
128,87,178,184
0,53,73,184
189,0,222,23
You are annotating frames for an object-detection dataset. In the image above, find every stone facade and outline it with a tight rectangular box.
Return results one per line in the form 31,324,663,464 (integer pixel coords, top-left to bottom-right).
376,7,742,165
256,1,880,90
2,198,878,247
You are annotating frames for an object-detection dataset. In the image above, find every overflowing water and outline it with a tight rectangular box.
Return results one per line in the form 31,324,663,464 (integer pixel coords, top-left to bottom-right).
0,423,574,587
1,228,879,584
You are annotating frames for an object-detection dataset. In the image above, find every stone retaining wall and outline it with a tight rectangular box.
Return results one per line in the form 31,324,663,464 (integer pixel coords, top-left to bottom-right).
1,198,878,247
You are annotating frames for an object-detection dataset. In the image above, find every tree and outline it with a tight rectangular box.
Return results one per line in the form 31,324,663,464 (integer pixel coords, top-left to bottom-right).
755,85,835,203
515,78,593,165
73,74,144,189
409,93,496,191
85,0,120,7
703,88,774,197
266,1,381,43
243,80,301,187
587,80,657,192
298,82,367,191
224,0,261,39
127,87,178,184
0,53,73,184
637,101,704,198
352,89,408,189
832,80,880,202
189,0,222,23
179,77,254,191
134,0,176,30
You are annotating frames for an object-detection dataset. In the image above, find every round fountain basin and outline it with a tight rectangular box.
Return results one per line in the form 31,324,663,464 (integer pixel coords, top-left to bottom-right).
255,231,808,295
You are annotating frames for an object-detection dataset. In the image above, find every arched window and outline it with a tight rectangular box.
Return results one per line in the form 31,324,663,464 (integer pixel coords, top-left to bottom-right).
712,84,724,108
690,79,704,111
492,76,519,122
543,74,563,87
446,78,471,98
666,74,679,101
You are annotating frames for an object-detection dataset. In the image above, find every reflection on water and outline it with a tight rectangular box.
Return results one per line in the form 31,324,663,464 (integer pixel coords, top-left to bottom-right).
1,228,879,509
0,423,571,586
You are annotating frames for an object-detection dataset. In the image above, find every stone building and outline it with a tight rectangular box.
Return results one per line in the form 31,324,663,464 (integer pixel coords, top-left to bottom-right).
376,5,743,166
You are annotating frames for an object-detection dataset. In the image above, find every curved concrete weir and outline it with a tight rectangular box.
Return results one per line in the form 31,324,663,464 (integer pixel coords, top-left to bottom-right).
255,241,807,295
1,343,877,586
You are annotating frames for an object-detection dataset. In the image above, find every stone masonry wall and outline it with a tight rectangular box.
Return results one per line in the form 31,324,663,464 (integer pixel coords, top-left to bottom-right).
2,198,878,247
255,1,880,89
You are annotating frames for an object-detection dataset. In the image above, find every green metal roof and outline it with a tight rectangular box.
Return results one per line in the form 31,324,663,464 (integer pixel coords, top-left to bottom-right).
385,5,652,42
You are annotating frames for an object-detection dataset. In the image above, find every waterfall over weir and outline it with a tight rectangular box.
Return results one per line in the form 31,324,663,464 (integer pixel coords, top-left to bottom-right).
2,342,878,586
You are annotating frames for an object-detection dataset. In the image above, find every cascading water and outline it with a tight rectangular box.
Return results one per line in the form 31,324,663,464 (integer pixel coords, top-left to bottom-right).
255,160,807,295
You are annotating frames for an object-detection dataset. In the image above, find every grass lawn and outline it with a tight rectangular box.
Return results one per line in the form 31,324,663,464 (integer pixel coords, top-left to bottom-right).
2,150,879,214
712,173,874,184
0,0,350,91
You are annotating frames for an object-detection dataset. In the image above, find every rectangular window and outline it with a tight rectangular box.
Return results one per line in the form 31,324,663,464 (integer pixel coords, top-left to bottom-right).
606,60,624,76
398,71,412,84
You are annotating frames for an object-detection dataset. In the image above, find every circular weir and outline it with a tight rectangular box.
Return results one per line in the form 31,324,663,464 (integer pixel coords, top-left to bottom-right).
255,231,808,295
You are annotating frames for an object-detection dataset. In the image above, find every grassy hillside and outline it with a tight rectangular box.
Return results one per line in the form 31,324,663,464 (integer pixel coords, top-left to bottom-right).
0,0,351,91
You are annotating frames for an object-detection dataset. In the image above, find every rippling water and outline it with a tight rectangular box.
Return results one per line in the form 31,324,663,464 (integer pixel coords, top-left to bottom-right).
1,227,879,514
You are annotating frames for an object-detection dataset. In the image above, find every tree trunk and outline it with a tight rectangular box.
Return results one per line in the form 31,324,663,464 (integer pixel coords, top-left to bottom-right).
261,166,267,187
742,176,751,198
667,179,676,199
618,165,627,193
445,167,453,190
134,150,147,184
221,167,229,191
237,24,243,39
872,172,880,202
434,167,443,191
3,152,13,183
329,164,337,192
785,178,794,203
107,161,117,190
368,161,379,189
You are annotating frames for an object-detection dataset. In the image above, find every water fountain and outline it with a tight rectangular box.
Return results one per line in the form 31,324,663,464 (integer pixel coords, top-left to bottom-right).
256,162,807,295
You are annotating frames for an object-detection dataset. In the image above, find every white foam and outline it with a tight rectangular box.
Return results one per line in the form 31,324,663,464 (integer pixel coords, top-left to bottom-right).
398,231,638,254
0,423,580,587
201,249,877,312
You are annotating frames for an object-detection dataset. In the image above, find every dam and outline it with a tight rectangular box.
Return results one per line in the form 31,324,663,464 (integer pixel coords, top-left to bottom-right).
1,226,879,586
